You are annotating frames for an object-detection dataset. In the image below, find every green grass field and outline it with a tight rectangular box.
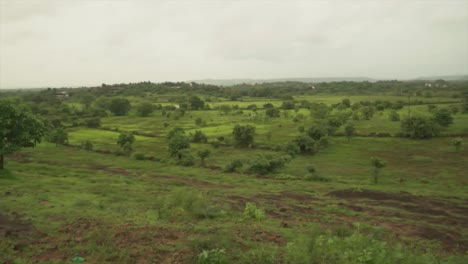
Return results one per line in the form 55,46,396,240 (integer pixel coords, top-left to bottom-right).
1,92,467,263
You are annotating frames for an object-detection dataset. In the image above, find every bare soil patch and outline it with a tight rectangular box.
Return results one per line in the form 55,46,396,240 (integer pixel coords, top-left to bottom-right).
328,189,468,252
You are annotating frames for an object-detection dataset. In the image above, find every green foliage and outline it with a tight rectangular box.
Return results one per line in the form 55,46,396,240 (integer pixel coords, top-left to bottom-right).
197,149,211,166
134,153,145,160
360,106,375,120
136,102,154,117
117,132,135,156
167,127,185,139
306,124,328,140
284,228,447,264
189,96,205,110
304,173,331,182
176,149,195,166
169,133,190,158
248,155,290,174
452,137,463,152
195,117,207,127
80,93,95,109
370,157,386,184
109,98,131,116
292,134,316,155
80,140,93,151
0,99,45,169
388,111,400,121
284,141,301,157
192,130,208,143
344,124,355,142
400,116,440,139
432,108,453,127
48,127,68,146
232,124,256,147
223,159,243,173
197,248,227,264
155,189,226,220
84,117,101,128
243,202,265,220
265,107,280,118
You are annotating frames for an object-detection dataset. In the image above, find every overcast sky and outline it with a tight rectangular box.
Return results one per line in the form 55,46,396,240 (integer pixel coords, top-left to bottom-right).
1,0,467,88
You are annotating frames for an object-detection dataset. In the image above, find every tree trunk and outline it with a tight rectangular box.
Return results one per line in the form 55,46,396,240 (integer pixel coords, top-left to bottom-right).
0,154,4,170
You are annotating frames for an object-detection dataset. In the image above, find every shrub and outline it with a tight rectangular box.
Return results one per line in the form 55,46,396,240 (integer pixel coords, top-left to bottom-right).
81,140,93,151
175,149,194,166
248,155,290,175
232,124,256,147
388,111,400,121
304,174,331,182
432,108,453,127
224,159,243,173
243,202,265,220
192,130,208,143
85,117,101,128
134,153,145,160
197,249,227,264
400,116,440,139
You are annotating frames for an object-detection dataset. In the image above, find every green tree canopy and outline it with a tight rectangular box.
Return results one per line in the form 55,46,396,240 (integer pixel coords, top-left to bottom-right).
109,98,131,116
0,99,46,169
232,124,256,147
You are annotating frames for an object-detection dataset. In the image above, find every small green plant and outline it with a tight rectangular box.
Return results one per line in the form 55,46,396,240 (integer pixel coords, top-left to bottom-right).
134,153,145,160
224,159,243,173
370,157,386,184
197,248,227,264
243,202,265,220
453,137,463,152
80,140,93,151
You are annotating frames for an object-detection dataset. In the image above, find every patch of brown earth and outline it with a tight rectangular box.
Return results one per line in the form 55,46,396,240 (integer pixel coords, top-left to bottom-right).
32,218,191,263
328,189,468,253
0,214,34,239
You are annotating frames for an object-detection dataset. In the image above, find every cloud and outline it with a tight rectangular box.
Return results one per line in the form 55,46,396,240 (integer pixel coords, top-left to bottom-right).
0,0,467,88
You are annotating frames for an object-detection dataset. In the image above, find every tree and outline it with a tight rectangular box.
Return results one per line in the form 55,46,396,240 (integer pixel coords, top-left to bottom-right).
197,149,211,167
0,99,46,170
136,102,154,117
232,124,256,147
192,130,208,143
109,98,131,116
117,132,135,155
292,134,316,154
432,108,453,127
168,133,190,159
306,124,327,141
400,116,440,139
48,127,69,146
360,106,375,120
344,124,355,142
189,96,205,110
80,94,95,109
265,107,280,118
341,98,351,108
370,157,386,183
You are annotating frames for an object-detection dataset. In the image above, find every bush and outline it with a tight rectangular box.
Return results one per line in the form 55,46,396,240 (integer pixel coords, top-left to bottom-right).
197,249,227,264
400,116,440,139
243,202,265,220
80,140,93,151
176,149,195,166
224,160,243,173
192,130,208,143
232,124,256,147
134,153,145,160
304,174,331,182
248,155,290,175
85,117,101,128
388,111,400,121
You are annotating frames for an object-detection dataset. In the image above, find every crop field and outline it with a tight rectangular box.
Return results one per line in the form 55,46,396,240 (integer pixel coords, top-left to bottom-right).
1,82,468,263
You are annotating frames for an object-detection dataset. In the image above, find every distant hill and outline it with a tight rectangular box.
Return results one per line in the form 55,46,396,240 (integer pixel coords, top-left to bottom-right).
190,77,376,86
413,75,468,81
